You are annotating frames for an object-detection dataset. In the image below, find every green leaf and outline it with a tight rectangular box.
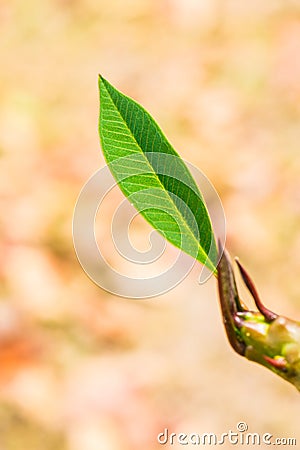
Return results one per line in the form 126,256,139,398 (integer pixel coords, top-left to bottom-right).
98,75,217,273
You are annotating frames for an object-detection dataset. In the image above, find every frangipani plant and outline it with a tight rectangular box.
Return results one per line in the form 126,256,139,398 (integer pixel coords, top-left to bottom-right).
98,75,300,392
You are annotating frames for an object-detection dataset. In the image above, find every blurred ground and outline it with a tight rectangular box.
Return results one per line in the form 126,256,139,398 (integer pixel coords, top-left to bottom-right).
1,1,300,449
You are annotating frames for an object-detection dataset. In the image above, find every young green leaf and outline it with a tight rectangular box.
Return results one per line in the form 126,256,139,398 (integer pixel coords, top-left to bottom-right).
98,75,217,273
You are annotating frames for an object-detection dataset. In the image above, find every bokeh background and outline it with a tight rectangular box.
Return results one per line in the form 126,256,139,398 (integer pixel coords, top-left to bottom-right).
1,1,300,449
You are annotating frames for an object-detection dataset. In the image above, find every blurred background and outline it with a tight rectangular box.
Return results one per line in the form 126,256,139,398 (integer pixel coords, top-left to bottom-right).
1,0,300,449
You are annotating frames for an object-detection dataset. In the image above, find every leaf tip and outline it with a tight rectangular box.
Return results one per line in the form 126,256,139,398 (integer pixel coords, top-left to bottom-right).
98,75,113,94
98,73,105,85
